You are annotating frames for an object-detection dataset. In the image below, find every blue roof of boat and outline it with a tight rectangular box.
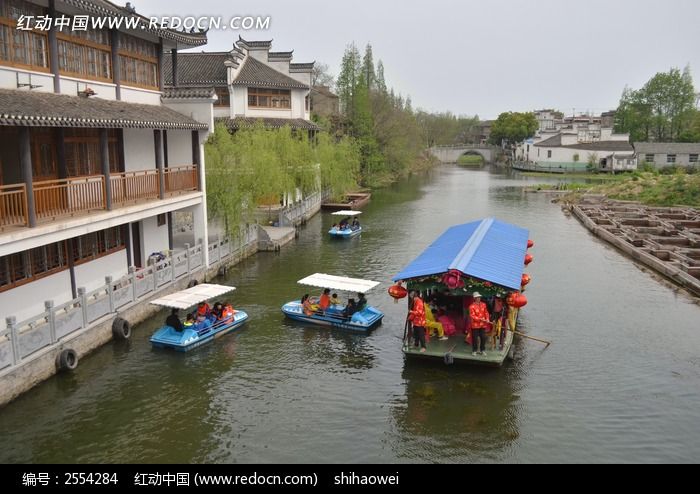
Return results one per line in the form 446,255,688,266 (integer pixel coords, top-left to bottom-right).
392,218,530,290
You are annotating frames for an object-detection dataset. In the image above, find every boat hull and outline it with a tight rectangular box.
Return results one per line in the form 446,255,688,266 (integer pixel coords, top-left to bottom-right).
328,227,362,239
150,311,249,352
282,301,383,332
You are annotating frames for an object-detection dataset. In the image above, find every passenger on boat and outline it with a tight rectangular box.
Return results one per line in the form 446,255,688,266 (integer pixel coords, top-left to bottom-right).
183,313,195,328
318,288,331,313
195,313,212,332
468,292,491,356
351,217,360,230
408,291,427,353
357,292,368,311
339,217,350,229
222,302,235,322
425,302,448,340
301,294,315,316
330,293,341,306
166,308,184,331
212,302,224,321
343,298,358,318
197,302,211,318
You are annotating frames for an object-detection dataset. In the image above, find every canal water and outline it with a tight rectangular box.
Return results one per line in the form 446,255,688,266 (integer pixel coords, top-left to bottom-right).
1,165,699,463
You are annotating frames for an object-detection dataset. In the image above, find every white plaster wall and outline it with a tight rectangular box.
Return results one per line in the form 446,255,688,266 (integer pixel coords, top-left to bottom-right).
162,100,214,132
166,130,192,166
246,107,294,119
213,107,230,119
231,86,246,116
0,270,72,324
141,216,169,260
267,60,290,73
123,129,156,172
288,71,312,86
74,249,128,293
59,77,117,100
0,67,54,93
248,49,268,62
120,86,161,105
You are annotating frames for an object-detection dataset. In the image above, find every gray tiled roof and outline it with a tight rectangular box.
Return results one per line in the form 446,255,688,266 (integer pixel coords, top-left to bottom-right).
289,62,314,71
164,53,230,86
232,57,309,89
0,88,207,130
161,87,216,100
63,0,207,46
269,51,294,59
634,142,700,154
237,37,273,49
215,117,319,131
535,133,633,152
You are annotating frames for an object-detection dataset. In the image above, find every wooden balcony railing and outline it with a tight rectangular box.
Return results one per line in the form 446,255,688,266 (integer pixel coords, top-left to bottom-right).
164,165,198,194
110,169,160,205
0,184,28,228
33,176,106,220
2,165,199,229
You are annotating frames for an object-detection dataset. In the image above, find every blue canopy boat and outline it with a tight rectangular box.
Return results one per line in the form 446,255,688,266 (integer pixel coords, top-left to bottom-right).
329,210,362,239
392,218,532,366
282,273,384,332
149,283,249,352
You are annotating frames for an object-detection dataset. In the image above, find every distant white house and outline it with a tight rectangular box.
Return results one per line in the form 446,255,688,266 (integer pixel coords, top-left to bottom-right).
518,127,636,172
634,143,700,168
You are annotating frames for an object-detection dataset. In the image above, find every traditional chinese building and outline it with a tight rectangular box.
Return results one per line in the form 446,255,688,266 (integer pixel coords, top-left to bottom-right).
0,0,215,324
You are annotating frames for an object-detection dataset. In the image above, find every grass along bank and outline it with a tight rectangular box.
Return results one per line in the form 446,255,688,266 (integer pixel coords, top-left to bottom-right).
555,170,700,207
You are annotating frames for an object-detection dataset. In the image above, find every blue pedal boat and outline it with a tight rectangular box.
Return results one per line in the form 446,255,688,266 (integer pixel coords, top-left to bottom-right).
282,273,384,332
329,210,362,239
149,283,249,352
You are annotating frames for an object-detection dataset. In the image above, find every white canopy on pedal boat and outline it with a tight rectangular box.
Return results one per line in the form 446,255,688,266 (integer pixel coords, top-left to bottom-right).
331,210,363,216
149,283,236,310
297,273,379,293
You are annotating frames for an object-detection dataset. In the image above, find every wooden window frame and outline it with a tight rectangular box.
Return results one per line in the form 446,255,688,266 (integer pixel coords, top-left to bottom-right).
0,18,50,72
118,33,159,91
247,87,292,110
214,87,230,107
56,32,112,83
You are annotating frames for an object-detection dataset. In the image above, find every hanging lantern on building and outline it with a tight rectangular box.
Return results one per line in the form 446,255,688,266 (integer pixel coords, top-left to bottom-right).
527,239,535,249
521,274,531,288
388,283,408,304
524,254,533,266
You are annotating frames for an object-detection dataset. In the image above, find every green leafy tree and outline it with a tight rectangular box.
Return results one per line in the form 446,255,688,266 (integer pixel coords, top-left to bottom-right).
489,112,539,156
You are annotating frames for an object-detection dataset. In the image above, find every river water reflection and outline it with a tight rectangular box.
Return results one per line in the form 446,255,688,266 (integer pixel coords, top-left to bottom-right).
1,165,699,463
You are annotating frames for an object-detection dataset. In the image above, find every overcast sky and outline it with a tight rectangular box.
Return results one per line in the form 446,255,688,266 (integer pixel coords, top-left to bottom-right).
137,0,700,120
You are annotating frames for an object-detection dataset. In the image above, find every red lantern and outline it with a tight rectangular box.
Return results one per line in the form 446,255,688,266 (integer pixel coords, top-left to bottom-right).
506,292,518,306
442,269,463,290
521,274,531,287
508,293,528,308
524,254,533,266
527,239,534,249
388,283,408,303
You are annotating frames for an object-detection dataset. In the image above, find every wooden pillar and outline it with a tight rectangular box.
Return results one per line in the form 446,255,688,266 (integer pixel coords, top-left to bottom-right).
66,239,77,299
100,129,112,210
171,48,178,87
111,29,121,100
55,128,67,179
192,130,202,191
19,127,36,227
158,38,164,92
154,130,165,199
48,0,60,93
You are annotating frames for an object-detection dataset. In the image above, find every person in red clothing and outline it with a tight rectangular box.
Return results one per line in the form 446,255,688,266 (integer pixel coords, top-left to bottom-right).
468,292,491,356
408,291,427,353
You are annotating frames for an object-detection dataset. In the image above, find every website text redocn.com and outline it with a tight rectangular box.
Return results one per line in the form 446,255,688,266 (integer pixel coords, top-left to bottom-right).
16,15,270,32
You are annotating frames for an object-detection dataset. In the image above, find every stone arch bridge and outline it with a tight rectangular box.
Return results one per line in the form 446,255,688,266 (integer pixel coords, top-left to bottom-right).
428,145,499,164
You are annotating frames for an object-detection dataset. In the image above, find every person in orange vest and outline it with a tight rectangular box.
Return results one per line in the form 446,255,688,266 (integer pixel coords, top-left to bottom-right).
408,291,427,353
222,302,235,323
469,292,491,356
318,288,331,314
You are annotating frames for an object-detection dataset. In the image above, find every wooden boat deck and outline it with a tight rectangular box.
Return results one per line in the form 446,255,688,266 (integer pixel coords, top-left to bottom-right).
321,192,371,211
403,330,513,367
